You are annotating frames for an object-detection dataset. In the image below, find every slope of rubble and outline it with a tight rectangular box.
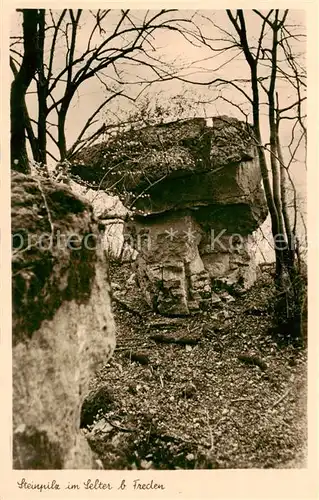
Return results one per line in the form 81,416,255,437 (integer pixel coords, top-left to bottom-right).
81,263,307,470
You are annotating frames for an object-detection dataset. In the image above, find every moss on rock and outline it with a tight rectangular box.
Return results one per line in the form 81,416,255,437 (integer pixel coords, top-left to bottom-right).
12,172,97,345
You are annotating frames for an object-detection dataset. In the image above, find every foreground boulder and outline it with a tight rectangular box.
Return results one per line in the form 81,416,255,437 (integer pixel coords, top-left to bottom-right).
12,172,116,469
72,116,268,315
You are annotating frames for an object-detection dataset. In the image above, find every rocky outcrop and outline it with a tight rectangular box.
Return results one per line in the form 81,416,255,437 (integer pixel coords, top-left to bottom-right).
68,180,128,220
69,179,136,262
12,172,116,469
72,116,268,315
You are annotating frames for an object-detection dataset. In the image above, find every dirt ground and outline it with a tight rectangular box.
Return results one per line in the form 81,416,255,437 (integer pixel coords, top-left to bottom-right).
81,262,307,470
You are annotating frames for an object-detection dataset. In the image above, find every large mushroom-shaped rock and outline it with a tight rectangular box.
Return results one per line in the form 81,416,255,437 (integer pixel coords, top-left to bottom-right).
71,116,268,315
11,172,116,469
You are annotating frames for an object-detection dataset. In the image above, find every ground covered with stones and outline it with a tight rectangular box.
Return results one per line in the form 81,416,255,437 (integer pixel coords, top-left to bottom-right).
81,263,307,470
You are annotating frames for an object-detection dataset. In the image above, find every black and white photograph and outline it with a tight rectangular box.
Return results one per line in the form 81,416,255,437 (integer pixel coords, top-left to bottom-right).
6,5,312,482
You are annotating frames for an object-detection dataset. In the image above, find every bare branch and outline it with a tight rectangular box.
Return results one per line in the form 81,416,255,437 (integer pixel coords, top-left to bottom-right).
67,91,126,156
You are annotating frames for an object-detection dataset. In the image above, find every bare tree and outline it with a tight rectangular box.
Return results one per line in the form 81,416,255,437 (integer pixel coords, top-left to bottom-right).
203,9,306,339
10,9,44,173
10,9,193,168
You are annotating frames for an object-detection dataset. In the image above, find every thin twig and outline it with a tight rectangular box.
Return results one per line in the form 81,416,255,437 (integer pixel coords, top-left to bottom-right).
231,398,253,403
272,388,292,408
104,418,135,433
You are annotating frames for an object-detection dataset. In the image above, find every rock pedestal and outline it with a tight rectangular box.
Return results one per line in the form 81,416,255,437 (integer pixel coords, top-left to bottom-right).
130,214,259,316
200,232,258,290
12,172,116,469
131,214,211,315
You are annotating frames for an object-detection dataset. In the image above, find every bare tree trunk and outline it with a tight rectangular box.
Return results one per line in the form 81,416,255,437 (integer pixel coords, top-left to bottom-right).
10,57,40,163
277,130,295,267
58,108,68,161
11,10,39,173
267,14,288,284
36,9,47,165
249,65,282,269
